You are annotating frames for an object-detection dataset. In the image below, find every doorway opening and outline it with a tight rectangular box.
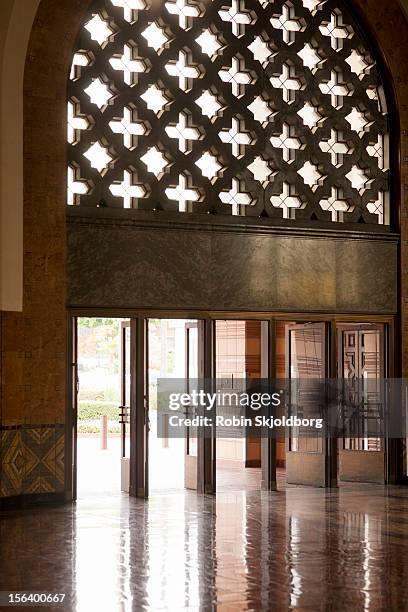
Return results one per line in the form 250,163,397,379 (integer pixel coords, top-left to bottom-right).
148,318,199,493
70,313,393,500
76,317,129,498
275,320,387,487
215,320,268,493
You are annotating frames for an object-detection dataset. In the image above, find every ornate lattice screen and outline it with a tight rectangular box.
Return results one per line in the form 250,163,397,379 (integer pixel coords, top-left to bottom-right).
68,0,390,226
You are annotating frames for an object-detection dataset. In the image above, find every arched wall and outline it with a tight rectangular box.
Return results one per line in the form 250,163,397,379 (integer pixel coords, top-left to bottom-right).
0,0,40,312
0,0,407,501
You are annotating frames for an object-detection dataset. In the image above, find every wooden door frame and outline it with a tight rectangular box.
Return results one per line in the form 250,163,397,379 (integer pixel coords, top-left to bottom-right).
130,317,149,497
285,321,333,487
66,310,397,500
197,319,216,494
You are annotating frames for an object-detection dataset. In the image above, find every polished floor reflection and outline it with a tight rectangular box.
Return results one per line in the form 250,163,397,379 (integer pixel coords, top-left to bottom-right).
1,471,408,611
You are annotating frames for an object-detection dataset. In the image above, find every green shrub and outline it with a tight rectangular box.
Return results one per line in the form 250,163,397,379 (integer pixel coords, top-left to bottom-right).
78,401,118,421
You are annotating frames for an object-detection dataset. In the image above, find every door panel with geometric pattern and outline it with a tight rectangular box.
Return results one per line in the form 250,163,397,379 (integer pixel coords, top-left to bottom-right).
338,324,386,483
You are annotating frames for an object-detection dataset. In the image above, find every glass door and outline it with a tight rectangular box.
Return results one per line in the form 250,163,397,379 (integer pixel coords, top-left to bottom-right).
184,322,199,489
337,323,386,484
119,321,131,492
285,322,329,487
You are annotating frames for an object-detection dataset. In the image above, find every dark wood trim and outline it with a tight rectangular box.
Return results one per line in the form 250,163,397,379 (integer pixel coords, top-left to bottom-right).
261,319,277,491
66,207,398,240
197,319,216,495
327,320,338,487
65,315,77,502
129,318,149,498
67,308,397,322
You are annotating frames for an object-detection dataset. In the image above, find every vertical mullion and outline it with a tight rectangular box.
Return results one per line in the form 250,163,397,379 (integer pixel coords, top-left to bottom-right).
261,319,277,491
327,320,338,487
197,318,216,494
130,317,148,498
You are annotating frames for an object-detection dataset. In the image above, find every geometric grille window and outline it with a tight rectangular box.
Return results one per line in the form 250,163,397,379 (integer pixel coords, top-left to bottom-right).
68,0,390,227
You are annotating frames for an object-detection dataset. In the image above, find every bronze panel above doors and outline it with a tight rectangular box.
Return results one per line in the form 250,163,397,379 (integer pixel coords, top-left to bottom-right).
67,218,398,315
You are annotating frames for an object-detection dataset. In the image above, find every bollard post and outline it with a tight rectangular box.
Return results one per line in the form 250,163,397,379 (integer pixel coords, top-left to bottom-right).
162,413,169,448
101,414,108,450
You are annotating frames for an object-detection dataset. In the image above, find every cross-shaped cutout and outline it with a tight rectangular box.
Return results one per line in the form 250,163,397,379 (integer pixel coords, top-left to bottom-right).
270,62,303,104
219,56,255,97
220,179,253,216
67,100,91,145
271,1,305,45
270,182,304,219
218,0,256,37
67,165,91,205
319,9,354,51
111,0,146,23
367,191,388,224
109,107,148,149
109,43,147,85
319,69,353,108
165,112,201,153
165,174,200,212
219,116,253,158
270,123,303,163
109,170,146,208
165,0,201,29
166,50,201,91
367,134,387,170
319,129,352,166
319,186,352,221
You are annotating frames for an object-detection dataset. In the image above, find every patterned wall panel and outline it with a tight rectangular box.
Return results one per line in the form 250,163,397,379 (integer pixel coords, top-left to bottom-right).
67,0,390,227
0,426,65,497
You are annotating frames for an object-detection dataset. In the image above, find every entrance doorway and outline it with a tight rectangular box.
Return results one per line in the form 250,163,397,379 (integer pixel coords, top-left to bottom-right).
274,320,388,487
215,320,268,492
75,317,129,498
147,319,199,493
69,314,394,500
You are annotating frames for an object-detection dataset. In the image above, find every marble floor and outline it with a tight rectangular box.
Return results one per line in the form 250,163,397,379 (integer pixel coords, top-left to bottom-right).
1,468,408,611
